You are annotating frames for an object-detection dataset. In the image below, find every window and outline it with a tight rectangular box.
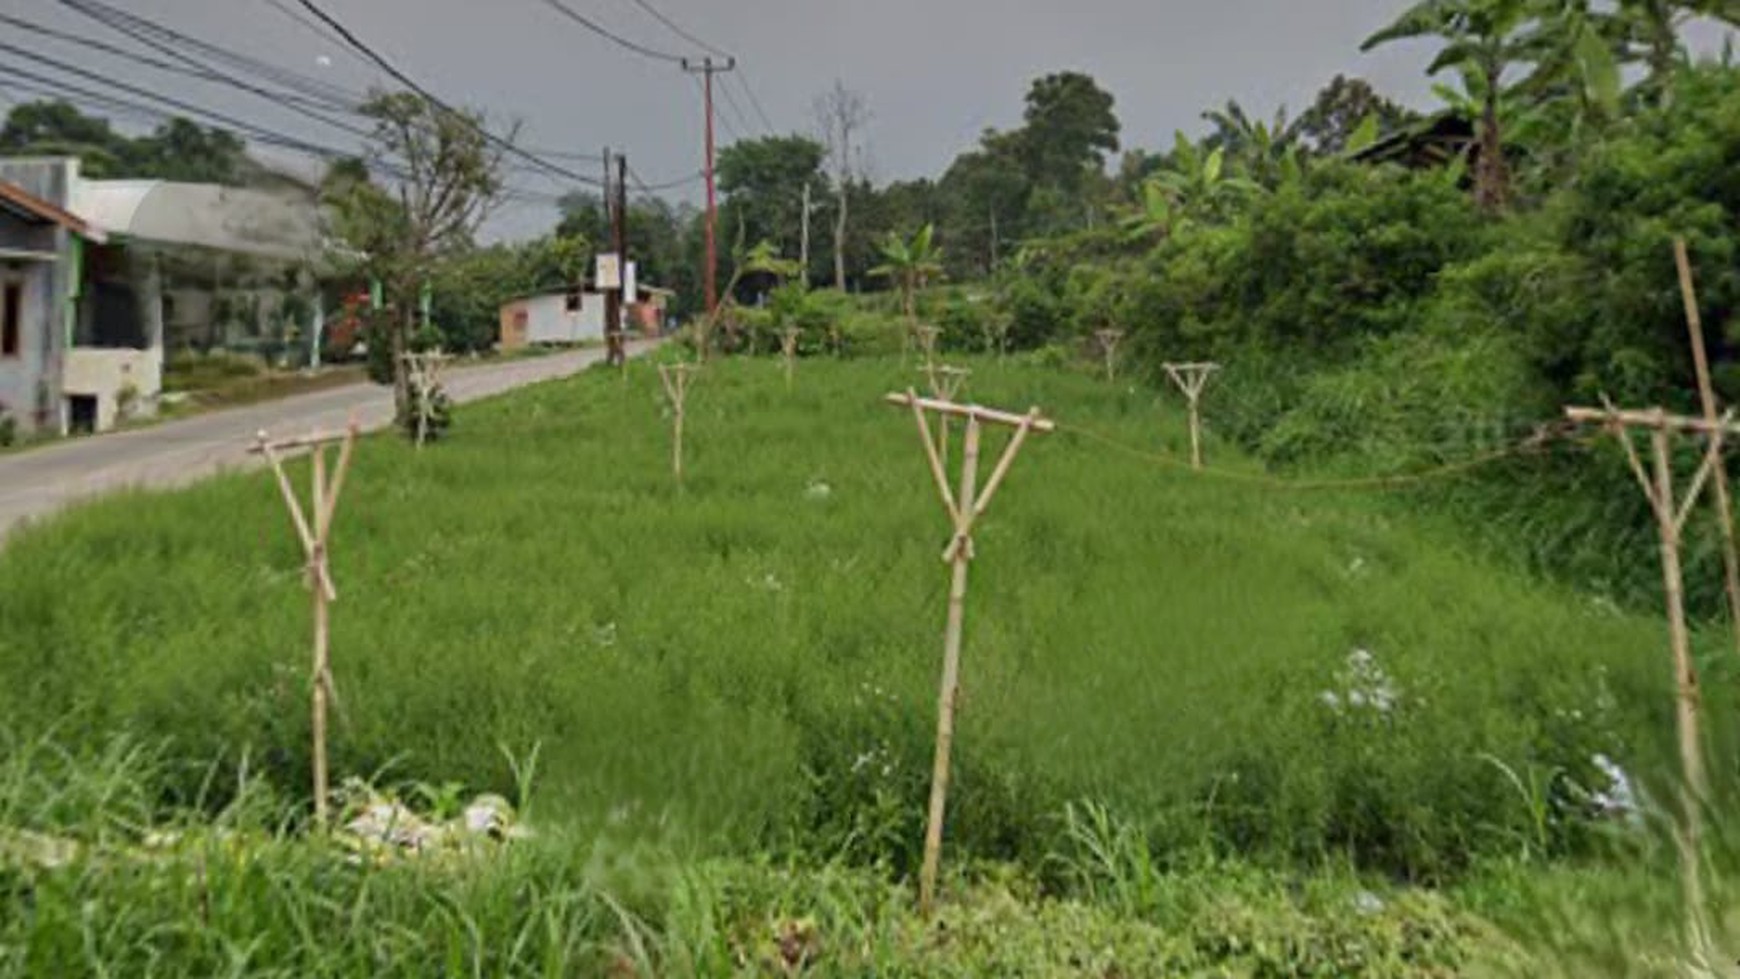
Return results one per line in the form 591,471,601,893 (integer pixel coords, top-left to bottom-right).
1,282,21,358
564,288,582,313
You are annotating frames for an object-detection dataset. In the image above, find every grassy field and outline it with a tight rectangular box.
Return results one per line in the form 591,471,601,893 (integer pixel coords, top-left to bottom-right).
0,353,1721,973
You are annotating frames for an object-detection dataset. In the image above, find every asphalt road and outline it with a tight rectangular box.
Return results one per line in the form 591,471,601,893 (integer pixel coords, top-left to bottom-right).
0,344,645,538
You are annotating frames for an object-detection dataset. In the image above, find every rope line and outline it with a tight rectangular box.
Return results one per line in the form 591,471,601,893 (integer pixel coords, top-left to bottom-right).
1052,420,1577,493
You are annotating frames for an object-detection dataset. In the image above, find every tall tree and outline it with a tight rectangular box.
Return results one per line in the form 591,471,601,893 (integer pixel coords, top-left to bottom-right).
814,81,870,292
1293,75,1419,155
716,135,828,293
324,91,506,416
1013,72,1120,193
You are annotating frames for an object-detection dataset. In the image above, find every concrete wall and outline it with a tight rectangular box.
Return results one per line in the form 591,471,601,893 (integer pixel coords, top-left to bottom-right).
0,256,59,433
522,293,604,345
62,346,162,432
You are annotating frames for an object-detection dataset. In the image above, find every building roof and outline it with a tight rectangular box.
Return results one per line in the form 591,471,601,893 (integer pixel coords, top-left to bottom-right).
0,179,106,242
70,180,322,260
1349,112,1476,168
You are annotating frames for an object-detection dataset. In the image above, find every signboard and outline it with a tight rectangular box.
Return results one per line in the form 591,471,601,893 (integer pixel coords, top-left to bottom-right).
623,260,637,305
595,252,621,291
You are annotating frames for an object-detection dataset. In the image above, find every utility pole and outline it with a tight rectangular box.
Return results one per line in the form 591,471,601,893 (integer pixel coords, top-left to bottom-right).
602,147,620,368
600,146,612,242
608,153,628,368
683,56,735,316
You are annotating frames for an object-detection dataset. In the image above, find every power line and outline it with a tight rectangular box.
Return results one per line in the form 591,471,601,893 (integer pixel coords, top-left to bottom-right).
623,0,731,58
58,0,364,111
715,76,754,142
530,0,687,64
255,0,356,56
293,0,604,187
2,12,375,142
730,71,778,135
624,160,705,193
0,72,572,206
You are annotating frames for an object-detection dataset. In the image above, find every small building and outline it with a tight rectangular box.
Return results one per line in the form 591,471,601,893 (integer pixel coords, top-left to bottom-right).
498,281,670,352
0,176,107,435
0,156,330,434
1348,112,1476,170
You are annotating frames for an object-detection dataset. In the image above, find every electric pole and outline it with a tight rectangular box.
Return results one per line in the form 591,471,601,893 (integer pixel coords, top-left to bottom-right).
602,146,620,366
611,153,628,367
682,56,735,316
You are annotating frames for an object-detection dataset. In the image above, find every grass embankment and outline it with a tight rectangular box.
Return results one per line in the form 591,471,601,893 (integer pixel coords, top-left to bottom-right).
0,355,1712,973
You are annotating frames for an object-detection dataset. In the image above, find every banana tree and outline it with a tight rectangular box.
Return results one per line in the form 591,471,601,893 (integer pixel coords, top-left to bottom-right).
1122,131,1264,242
1607,0,1740,102
1362,0,1551,212
870,225,944,360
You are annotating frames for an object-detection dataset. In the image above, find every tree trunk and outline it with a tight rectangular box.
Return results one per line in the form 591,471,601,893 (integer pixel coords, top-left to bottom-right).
834,185,849,292
1475,79,1507,213
392,305,411,422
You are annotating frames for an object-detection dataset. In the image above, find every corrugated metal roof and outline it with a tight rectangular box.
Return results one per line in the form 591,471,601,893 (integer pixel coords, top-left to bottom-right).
70,180,323,260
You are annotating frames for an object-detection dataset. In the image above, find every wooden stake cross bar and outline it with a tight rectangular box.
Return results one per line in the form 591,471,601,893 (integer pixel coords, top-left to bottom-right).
400,350,451,449
250,420,360,829
1565,400,1740,937
780,327,801,390
1675,238,1740,661
884,389,1054,916
1095,329,1124,382
1164,362,1220,470
658,363,700,483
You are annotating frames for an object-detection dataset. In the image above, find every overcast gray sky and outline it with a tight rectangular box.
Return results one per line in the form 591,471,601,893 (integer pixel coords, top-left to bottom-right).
4,0,1734,240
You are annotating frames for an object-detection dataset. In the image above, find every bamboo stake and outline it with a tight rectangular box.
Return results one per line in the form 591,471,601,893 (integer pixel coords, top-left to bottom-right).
1675,238,1740,660
920,416,979,917
888,391,1051,916
1163,362,1220,470
1095,329,1124,382
659,363,698,483
781,327,800,390
915,325,941,375
920,365,971,460
1566,402,1740,950
309,441,330,829
250,421,358,829
401,350,450,449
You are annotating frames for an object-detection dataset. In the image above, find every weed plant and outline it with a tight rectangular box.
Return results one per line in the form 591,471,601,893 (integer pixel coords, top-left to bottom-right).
0,356,1699,884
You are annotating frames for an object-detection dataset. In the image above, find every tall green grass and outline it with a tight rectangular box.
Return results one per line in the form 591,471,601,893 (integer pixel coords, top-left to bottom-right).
0,355,1699,881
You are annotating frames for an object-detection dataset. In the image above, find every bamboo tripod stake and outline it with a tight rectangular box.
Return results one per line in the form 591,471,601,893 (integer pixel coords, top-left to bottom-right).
915,325,941,375
1095,329,1124,382
401,350,450,449
658,363,699,482
251,420,359,828
1566,401,1740,946
885,389,1053,916
780,327,800,389
920,364,971,459
1674,238,1740,659
1163,362,1219,470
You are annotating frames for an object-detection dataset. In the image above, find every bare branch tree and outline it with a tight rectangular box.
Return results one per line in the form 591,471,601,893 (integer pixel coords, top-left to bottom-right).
813,80,870,292
324,89,507,417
